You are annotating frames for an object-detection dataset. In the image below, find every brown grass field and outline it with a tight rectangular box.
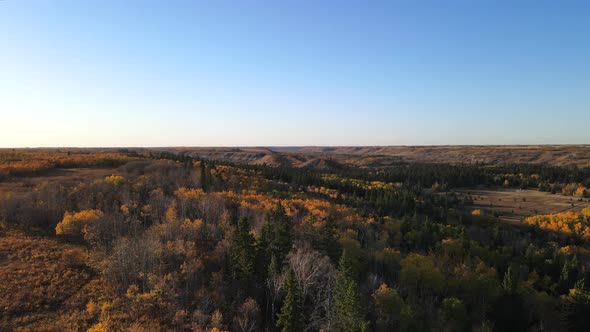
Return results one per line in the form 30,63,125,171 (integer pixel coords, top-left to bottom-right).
453,187,590,224
0,167,121,194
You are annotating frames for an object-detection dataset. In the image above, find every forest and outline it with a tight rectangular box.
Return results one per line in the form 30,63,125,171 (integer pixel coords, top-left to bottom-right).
1,149,590,332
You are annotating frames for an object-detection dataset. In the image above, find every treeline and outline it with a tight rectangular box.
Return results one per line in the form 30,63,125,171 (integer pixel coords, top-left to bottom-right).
239,161,590,190
230,161,590,216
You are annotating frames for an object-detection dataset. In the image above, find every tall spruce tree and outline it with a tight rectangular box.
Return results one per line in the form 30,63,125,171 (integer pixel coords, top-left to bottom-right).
333,250,365,332
492,266,526,332
501,266,516,294
200,160,210,192
267,253,282,323
257,201,293,274
230,216,256,286
563,279,590,331
277,269,303,332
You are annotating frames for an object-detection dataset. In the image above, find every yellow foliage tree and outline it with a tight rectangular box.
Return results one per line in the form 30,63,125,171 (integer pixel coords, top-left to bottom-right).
55,209,104,238
105,174,125,186
524,211,590,240
399,254,444,293
575,186,587,197
87,322,107,332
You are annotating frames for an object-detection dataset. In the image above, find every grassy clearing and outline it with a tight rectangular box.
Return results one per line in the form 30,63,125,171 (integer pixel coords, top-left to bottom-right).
454,187,589,224
0,231,102,331
0,167,122,194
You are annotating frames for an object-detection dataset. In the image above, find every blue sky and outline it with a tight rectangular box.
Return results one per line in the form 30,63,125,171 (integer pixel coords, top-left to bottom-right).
1,1,589,147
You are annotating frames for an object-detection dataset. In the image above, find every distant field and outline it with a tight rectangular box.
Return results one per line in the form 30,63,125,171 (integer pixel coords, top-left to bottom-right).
0,167,120,193
453,187,590,224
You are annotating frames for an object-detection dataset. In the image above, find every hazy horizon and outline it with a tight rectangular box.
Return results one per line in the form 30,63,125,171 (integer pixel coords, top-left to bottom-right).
2,1,590,147
3,144,590,150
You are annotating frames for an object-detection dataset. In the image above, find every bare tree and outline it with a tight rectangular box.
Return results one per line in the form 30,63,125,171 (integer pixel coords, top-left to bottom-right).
102,234,161,293
287,246,336,331
233,297,261,332
149,188,169,223
266,261,287,327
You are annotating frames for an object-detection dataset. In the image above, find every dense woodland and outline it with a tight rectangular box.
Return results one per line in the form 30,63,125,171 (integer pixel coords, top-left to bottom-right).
1,149,590,331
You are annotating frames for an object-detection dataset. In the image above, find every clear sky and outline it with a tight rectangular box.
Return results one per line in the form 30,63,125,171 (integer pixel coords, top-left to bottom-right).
1,1,589,147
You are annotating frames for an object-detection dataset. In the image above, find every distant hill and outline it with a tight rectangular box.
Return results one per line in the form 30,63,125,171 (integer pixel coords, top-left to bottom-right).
14,145,587,169
157,147,344,170
268,145,590,168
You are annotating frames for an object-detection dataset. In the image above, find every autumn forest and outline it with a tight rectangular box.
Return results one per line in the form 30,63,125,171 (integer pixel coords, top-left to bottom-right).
0,147,588,331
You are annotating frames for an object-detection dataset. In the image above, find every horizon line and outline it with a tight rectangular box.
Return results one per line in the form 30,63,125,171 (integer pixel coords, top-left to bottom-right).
1,144,590,149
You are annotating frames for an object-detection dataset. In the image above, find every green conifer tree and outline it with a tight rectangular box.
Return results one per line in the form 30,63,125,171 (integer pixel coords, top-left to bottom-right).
333,250,365,332
200,160,210,192
257,202,293,270
230,216,256,286
563,278,590,331
502,266,516,294
277,269,303,332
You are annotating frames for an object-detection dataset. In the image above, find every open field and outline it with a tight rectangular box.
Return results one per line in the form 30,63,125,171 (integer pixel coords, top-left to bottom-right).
0,231,99,330
454,187,590,224
0,167,122,193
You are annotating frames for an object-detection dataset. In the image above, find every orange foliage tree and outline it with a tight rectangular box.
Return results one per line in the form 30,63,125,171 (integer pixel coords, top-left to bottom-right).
524,211,590,240
55,209,105,239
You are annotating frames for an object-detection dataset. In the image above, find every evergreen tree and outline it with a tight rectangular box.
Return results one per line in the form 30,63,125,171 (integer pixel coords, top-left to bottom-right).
266,253,282,326
493,266,526,332
200,160,210,192
559,260,571,293
501,266,516,294
302,214,341,263
268,253,281,281
258,202,293,270
333,250,365,332
230,216,256,286
321,216,342,262
270,202,293,265
277,269,303,332
563,279,590,332
256,222,272,280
